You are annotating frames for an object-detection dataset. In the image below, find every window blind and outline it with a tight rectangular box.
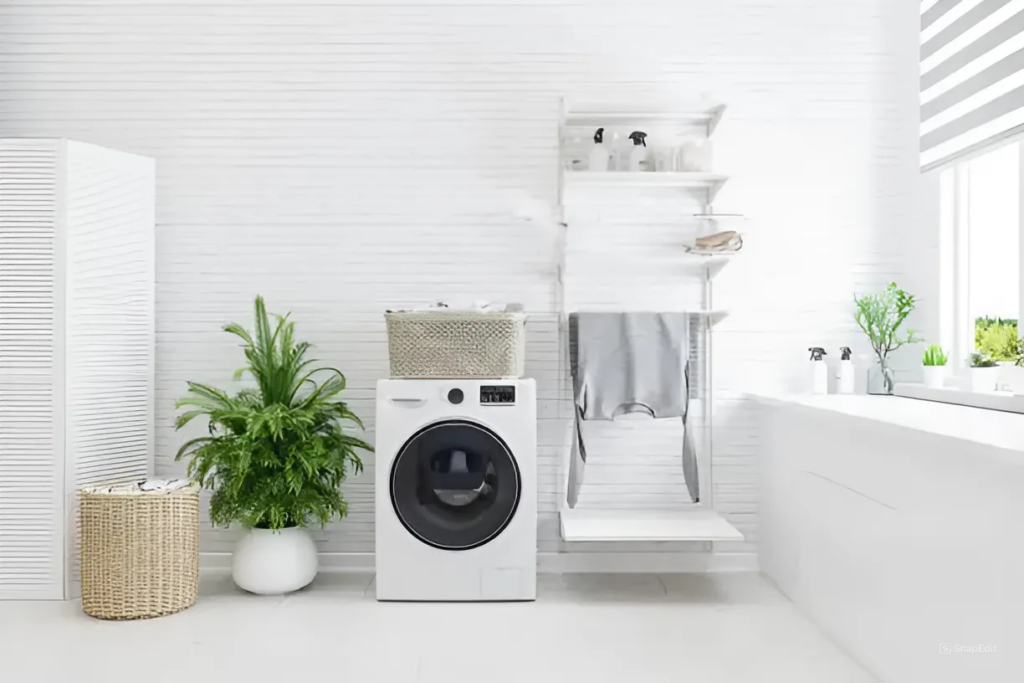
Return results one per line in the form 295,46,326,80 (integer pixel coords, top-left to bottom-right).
921,0,1024,170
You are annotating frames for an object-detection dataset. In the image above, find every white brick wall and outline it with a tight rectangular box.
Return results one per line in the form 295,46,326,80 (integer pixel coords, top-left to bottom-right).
0,0,925,571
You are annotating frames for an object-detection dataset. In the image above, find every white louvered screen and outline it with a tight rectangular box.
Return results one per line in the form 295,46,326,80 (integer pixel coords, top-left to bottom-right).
0,139,154,600
63,142,155,598
921,0,1024,170
0,140,64,600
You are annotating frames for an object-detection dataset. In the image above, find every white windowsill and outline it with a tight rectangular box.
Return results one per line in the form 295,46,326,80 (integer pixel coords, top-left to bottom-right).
894,383,1024,415
751,393,1024,459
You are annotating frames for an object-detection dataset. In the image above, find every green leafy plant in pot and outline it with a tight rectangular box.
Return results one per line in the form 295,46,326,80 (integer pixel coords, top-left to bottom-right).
175,296,371,595
854,282,922,395
997,336,1024,394
921,344,948,389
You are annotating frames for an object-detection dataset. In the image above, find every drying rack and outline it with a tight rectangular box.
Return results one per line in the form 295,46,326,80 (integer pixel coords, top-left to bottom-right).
556,101,744,543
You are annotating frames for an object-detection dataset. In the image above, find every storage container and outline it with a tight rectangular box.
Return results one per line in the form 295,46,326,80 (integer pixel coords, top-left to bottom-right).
80,485,199,620
385,311,527,378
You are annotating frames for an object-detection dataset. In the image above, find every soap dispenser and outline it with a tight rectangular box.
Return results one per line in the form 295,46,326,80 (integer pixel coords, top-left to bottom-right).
837,346,855,394
628,131,649,172
588,127,610,172
809,347,829,395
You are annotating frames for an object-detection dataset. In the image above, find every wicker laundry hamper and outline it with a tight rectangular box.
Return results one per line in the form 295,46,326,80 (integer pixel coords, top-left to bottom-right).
385,311,527,378
79,484,200,620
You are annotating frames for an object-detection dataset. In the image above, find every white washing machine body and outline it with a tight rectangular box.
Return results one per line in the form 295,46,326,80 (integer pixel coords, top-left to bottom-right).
375,378,537,602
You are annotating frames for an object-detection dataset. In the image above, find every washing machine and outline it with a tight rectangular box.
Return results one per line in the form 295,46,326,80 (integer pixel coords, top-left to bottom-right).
375,378,537,601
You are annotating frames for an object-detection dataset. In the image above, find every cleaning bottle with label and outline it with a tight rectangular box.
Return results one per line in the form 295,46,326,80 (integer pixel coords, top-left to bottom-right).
588,127,610,172
809,347,829,394
837,347,855,394
628,131,649,171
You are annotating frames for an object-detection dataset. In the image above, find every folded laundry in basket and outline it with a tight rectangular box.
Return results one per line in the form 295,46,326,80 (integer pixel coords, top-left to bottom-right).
568,312,699,507
404,301,524,313
83,479,192,495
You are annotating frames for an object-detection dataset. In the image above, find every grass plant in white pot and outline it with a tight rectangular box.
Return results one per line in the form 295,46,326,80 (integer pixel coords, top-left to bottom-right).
175,296,371,595
921,345,948,389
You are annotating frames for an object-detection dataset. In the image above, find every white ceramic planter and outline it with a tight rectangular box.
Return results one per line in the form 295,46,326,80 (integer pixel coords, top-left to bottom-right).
922,365,948,389
998,365,1024,394
970,367,1001,392
232,527,318,595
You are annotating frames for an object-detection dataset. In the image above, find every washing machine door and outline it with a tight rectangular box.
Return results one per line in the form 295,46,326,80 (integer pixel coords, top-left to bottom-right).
389,419,521,551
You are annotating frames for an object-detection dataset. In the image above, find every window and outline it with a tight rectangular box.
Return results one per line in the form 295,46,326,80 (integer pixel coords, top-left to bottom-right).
939,141,1021,371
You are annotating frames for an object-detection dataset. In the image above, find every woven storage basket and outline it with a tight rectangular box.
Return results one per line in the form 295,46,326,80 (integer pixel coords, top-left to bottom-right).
80,485,199,620
385,311,527,378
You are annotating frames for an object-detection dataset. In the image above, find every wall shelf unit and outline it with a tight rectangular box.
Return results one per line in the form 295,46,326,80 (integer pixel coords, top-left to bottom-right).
564,172,730,202
556,101,742,544
681,253,735,277
692,212,747,222
560,508,745,543
563,104,727,136
563,252,734,278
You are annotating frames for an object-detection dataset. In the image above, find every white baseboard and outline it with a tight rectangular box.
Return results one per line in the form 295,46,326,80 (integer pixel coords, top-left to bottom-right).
200,551,757,574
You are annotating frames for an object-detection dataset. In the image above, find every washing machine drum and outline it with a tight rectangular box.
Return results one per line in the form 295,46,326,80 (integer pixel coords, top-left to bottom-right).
390,420,522,551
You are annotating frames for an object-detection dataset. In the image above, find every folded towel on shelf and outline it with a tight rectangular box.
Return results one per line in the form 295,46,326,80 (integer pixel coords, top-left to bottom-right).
687,231,743,254
568,312,699,508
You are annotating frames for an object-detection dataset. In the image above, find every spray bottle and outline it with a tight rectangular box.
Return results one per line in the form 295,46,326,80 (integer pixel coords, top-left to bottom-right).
837,346,856,394
809,347,829,395
588,127,610,172
628,131,649,172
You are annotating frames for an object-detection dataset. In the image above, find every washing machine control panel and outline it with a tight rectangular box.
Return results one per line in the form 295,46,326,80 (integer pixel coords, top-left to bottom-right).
480,385,516,405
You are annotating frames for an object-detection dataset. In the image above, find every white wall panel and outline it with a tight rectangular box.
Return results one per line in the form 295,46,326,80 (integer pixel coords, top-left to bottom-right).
0,0,924,570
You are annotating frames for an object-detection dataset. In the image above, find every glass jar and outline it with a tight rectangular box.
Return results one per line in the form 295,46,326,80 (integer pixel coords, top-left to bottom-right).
678,137,714,172
867,358,895,395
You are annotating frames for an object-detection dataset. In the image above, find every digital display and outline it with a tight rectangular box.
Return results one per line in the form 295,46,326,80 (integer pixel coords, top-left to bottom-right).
480,385,516,405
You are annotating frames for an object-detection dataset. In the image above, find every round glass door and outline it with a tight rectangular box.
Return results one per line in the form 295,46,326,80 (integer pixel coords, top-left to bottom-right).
389,420,521,551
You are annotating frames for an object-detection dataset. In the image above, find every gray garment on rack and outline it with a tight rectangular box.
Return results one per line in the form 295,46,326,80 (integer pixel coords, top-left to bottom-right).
568,312,699,508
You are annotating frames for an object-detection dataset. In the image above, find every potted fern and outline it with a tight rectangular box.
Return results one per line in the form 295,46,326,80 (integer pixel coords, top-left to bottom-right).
921,345,948,389
175,296,371,595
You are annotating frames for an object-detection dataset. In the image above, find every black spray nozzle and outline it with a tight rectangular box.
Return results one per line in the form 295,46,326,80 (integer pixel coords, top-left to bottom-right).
594,127,605,144
809,347,827,361
840,347,852,361
629,131,648,147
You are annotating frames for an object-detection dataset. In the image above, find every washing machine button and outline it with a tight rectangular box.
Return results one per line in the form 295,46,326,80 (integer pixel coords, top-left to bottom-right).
447,388,464,405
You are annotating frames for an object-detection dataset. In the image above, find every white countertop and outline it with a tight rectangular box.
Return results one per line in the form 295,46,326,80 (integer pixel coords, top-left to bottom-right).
752,393,1024,455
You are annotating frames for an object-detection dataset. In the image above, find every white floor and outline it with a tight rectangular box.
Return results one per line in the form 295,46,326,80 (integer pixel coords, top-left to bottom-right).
1,573,877,682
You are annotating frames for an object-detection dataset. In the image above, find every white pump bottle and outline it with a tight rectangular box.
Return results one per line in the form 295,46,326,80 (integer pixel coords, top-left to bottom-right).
588,127,610,172
809,347,829,395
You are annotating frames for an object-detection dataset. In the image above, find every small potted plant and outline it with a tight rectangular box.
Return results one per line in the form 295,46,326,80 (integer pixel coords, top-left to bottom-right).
922,345,948,389
969,352,1000,392
999,336,1024,394
854,283,922,394
175,296,371,595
